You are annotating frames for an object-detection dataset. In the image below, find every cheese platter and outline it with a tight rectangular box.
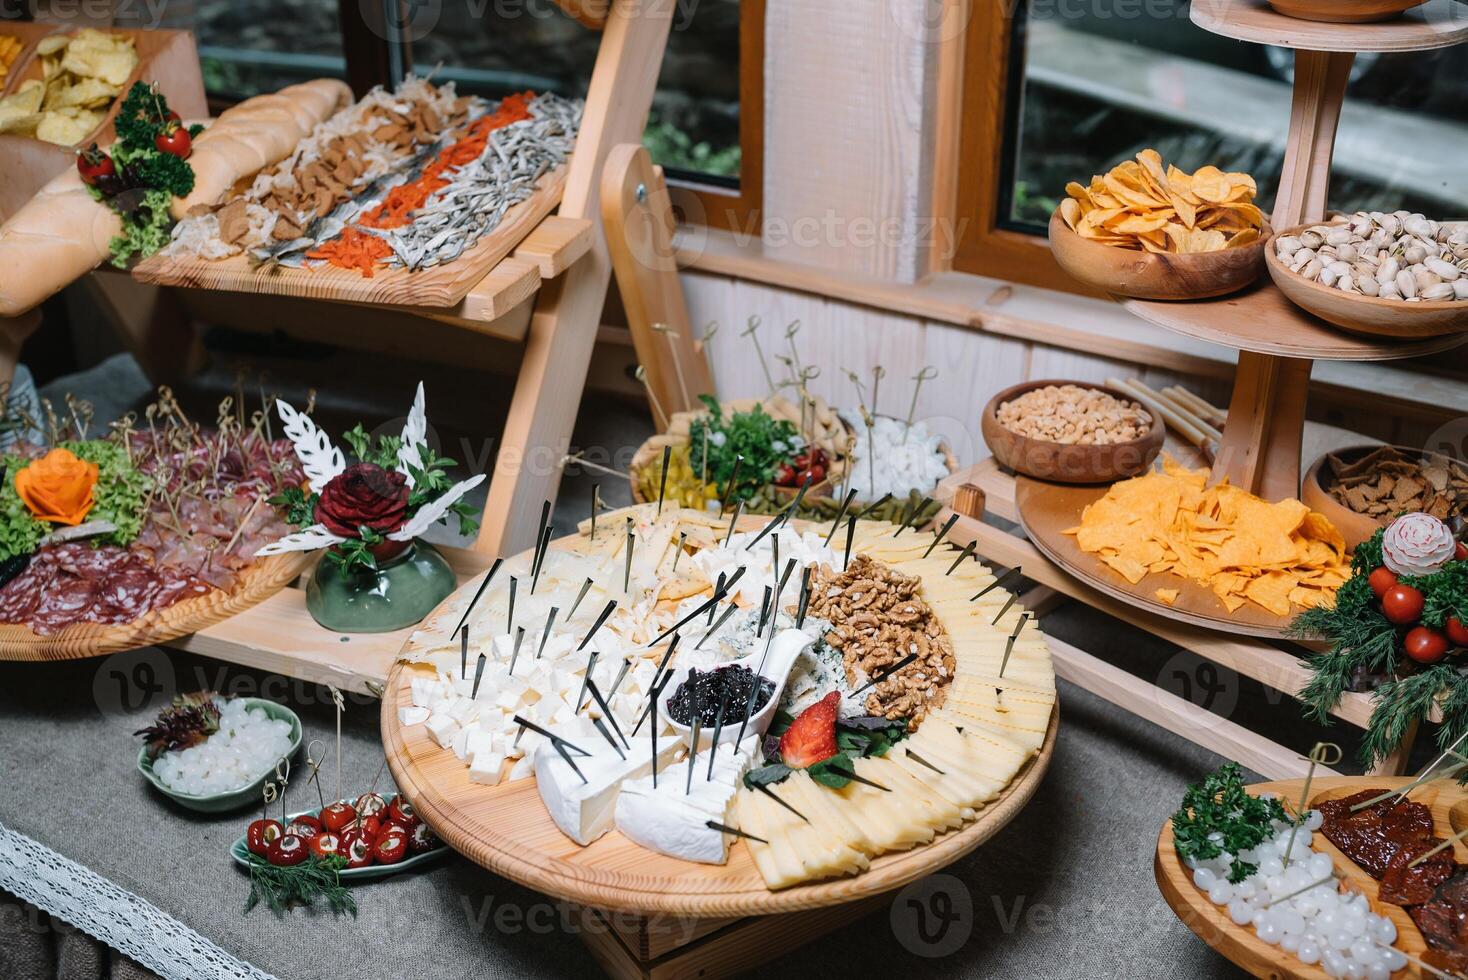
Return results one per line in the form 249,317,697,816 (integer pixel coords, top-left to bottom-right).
381,502,1057,917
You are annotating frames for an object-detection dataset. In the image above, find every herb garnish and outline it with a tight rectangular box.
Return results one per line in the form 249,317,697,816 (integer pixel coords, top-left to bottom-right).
243,853,357,917
688,395,802,504
1171,763,1293,883
745,709,908,790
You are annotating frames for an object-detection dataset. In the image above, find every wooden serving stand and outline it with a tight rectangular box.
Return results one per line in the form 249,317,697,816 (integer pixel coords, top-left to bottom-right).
1155,774,1466,979
958,0,1468,780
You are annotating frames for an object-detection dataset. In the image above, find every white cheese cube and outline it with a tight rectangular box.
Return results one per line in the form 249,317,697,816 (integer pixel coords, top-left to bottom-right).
425,713,458,749
398,705,430,726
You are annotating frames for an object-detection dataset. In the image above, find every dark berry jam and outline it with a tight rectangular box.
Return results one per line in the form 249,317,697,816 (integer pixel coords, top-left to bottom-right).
668,665,774,726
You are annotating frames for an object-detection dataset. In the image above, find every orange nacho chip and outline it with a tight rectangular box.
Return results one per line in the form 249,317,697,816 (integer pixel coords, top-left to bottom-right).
1066,455,1349,618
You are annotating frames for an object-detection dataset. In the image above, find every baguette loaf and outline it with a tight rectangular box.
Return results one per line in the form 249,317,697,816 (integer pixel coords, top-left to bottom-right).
0,78,351,318
173,78,353,219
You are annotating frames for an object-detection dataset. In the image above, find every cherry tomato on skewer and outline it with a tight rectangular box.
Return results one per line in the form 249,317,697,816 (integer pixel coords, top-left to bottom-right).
285,816,321,842
354,792,387,818
267,833,309,867
385,795,418,830
373,829,408,865
75,143,114,186
320,801,356,833
343,833,374,869
309,832,343,861
246,819,282,857
408,822,440,855
155,121,192,158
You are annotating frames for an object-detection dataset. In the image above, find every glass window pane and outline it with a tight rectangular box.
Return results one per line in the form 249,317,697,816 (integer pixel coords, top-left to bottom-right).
157,1,347,100
407,0,743,185
997,1,1465,235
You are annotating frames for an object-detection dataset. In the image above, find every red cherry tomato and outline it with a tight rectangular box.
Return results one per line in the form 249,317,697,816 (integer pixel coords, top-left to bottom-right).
385,795,418,829
1368,567,1398,600
373,830,408,865
75,143,115,186
1382,584,1426,625
285,817,321,842
266,833,309,867
246,819,282,857
155,122,191,158
1456,541,1468,561
1446,616,1468,648
342,833,374,869
319,801,356,833
309,832,343,861
354,792,388,818
774,464,797,487
1405,626,1450,665
353,813,383,842
804,464,826,484
408,822,440,855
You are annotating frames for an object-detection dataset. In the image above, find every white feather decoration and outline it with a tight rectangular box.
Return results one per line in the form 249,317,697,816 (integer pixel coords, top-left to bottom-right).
387,474,486,541
396,382,428,487
252,525,345,557
276,399,346,494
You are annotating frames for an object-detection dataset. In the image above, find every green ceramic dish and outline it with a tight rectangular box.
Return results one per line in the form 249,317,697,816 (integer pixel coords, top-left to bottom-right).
228,806,449,881
136,698,303,814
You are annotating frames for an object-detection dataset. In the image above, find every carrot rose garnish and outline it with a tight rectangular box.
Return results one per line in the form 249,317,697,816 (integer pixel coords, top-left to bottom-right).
15,448,100,525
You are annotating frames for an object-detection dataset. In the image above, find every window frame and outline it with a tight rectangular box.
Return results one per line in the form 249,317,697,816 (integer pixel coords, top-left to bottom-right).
950,0,1093,296
665,0,764,234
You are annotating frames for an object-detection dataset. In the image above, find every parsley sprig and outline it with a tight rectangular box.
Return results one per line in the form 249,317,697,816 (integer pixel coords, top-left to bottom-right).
1171,764,1293,883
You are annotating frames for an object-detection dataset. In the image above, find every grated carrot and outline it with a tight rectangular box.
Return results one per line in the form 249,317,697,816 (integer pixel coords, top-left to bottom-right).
308,92,537,277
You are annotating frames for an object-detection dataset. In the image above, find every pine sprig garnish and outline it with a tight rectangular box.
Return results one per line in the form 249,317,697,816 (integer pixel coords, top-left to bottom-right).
1360,664,1456,768
244,854,356,917
1171,763,1293,883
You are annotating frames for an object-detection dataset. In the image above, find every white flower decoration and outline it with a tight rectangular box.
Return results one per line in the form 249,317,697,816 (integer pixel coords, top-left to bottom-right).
1381,513,1457,578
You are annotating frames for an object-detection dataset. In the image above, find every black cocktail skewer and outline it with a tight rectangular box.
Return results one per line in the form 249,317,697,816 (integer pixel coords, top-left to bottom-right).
697,604,738,650
826,764,888,791
460,625,468,680
585,678,630,750
754,781,808,823
536,607,559,659
973,566,1023,601
506,576,518,638
824,488,858,545
509,626,525,675
708,572,726,626
946,540,976,575
706,820,766,844
512,715,590,756
892,496,932,537
656,444,671,517
843,515,857,571
567,577,593,619
575,652,599,712
848,652,918,699
855,492,893,521
795,565,813,629
471,653,487,699
578,600,617,651
707,691,729,780
719,455,744,517
724,500,743,547
647,567,746,646
1000,612,1031,678
923,513,960,558
991,591,1020,626
453,557,503,636
623,517,635,594
592,716,625,759
531,524,552,594
755,585,772,639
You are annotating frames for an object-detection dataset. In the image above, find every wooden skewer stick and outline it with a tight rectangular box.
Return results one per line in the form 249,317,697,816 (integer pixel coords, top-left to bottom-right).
1282,742,1341,868
1409,824,1468,869
330,687,344,806
1164,385,1227,427
1372,939,1466,980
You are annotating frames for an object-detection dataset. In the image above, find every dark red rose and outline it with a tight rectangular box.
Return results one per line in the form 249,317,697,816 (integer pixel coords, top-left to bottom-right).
315,463,410,538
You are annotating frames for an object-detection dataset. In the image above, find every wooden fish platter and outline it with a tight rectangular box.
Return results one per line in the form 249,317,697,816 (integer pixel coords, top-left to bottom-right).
0,551,313,661
1014,476,1298,639
132,164,569,309
380,514,1058,918
1155,775,1467,980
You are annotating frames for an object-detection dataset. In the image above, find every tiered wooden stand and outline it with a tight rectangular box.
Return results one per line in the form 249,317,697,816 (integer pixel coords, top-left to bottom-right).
952,0,1468,780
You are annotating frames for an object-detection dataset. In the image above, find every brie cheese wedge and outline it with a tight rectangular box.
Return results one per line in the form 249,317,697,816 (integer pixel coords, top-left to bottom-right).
614,736,759,864
534,724,683,846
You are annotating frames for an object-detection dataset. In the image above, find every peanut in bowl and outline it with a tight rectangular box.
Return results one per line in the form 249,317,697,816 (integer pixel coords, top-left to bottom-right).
981,380,1165,485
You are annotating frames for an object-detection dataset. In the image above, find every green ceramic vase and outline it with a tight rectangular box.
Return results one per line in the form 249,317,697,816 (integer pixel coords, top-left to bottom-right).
306,540,456,633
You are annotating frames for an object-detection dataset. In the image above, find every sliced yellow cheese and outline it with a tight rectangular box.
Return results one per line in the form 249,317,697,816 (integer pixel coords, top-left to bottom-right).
862,755,969,830
778,770,878,856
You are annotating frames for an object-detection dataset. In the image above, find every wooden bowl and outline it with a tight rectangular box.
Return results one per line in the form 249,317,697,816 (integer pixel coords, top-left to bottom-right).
1302,443,1463,551
1265,0,1427,23
981,379,1165,485
1267,222,1468,340
1048,211,1267,301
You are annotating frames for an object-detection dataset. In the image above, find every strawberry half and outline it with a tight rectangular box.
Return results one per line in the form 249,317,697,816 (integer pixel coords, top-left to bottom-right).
780,691,840,769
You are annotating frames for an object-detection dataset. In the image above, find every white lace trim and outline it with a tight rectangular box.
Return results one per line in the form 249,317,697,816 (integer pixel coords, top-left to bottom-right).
0,821,276,980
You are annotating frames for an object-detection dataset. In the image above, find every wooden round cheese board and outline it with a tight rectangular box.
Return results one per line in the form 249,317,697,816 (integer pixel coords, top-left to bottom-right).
1014,477,1298,639
1156,775,1457,980
0,551,313,661
381,508,1058,917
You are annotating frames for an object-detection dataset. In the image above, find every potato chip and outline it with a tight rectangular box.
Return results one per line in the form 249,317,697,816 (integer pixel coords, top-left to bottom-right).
9,30,136,146
1060,151,1262,255
1063,455,1349,618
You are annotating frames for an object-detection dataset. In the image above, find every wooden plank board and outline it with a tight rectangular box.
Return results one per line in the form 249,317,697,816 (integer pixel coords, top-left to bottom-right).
0,551,312,662
1157,775,1446,979
132,165,569,309
514,215,595,279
